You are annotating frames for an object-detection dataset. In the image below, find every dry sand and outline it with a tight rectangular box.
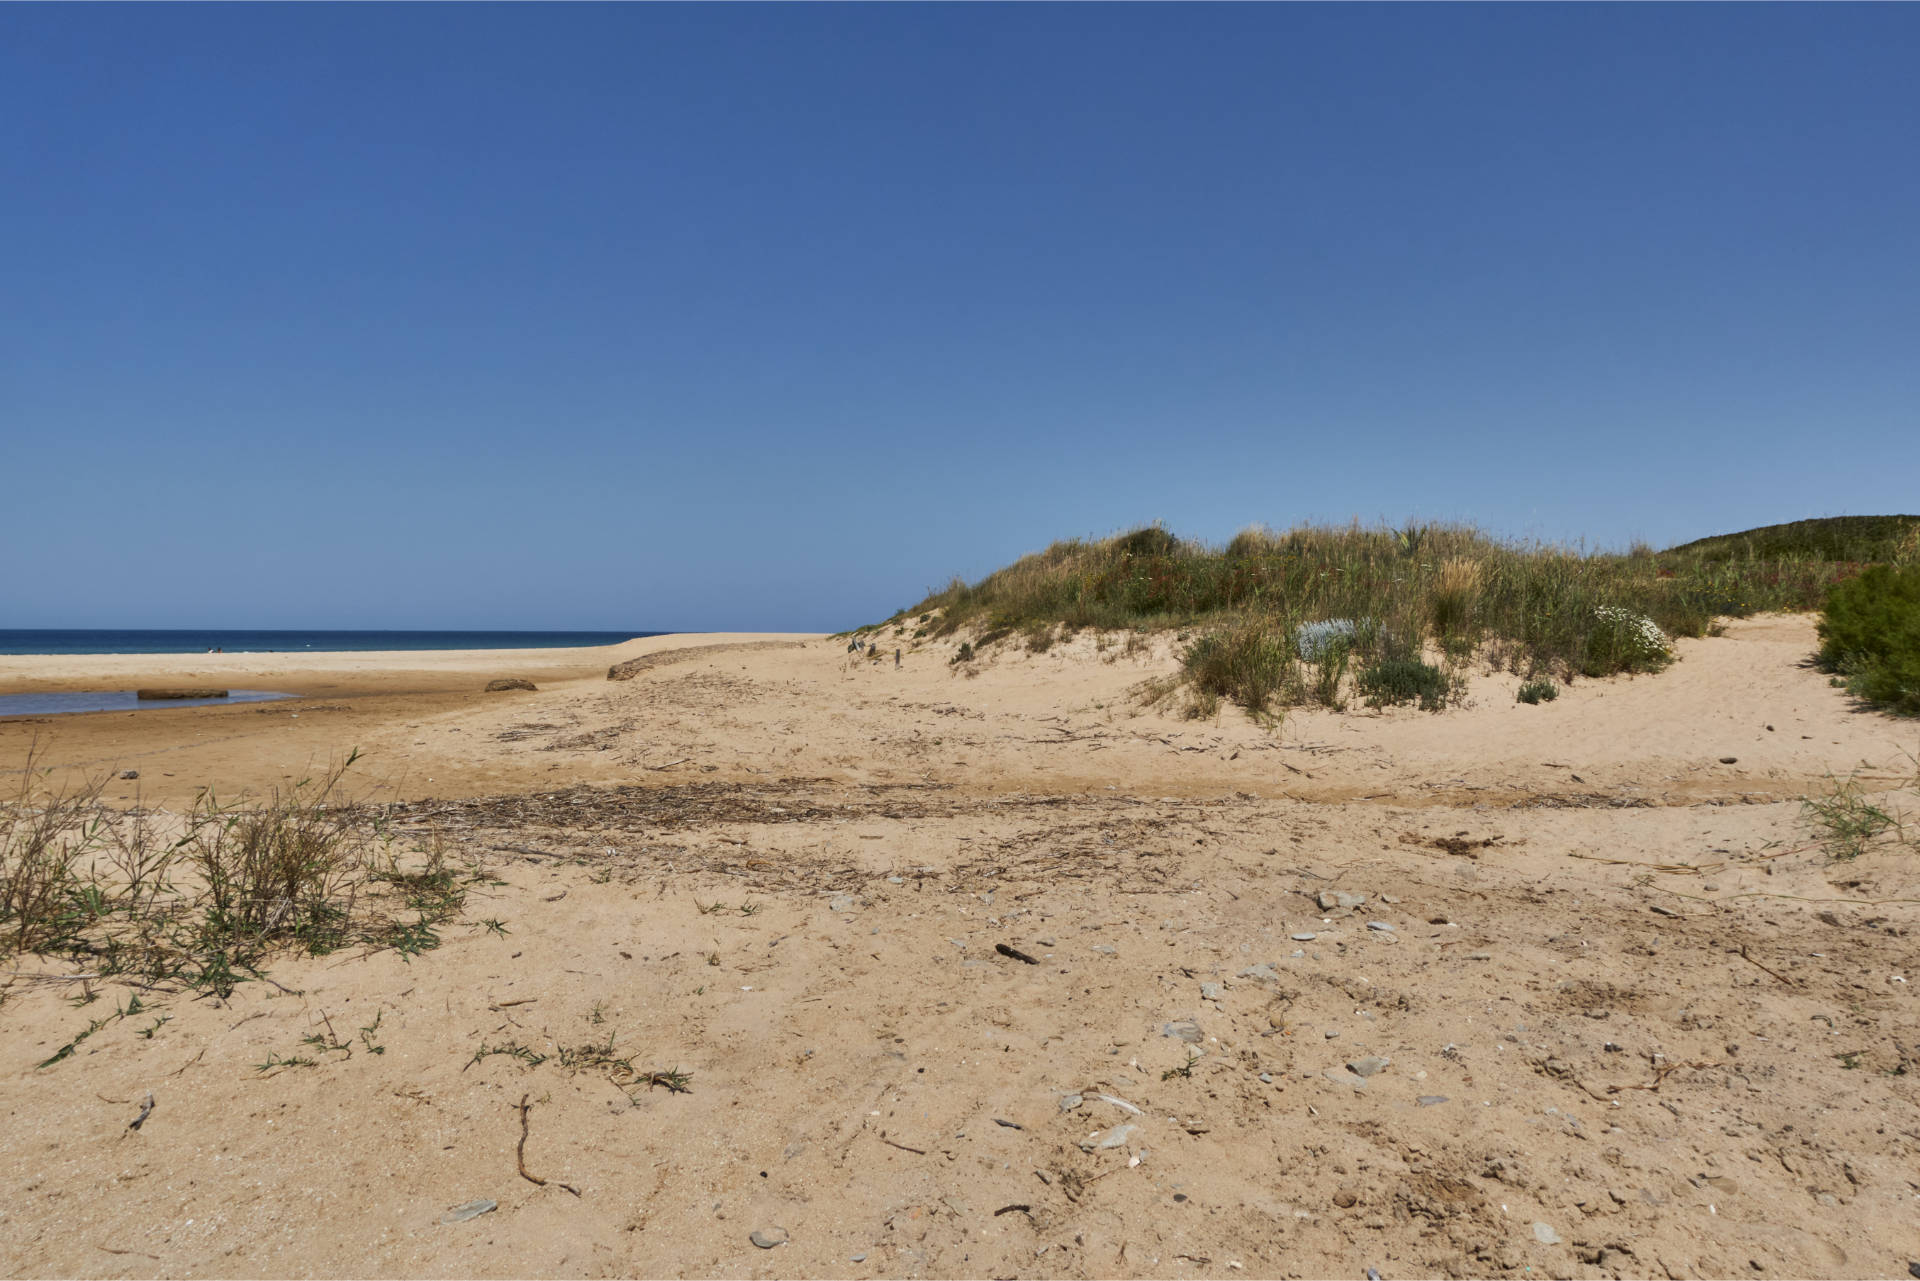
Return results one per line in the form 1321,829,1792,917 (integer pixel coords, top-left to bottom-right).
3,618,1918,1279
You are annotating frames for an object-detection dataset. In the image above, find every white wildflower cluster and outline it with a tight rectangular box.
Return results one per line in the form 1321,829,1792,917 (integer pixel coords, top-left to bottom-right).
1295,618,1357,662
1593,605,1670,656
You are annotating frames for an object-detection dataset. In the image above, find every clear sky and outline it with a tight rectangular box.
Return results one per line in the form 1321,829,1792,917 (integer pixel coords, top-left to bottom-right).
4,5,1916,632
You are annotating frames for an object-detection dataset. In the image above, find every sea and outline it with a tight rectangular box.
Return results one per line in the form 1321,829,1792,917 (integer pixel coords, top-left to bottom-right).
0,629,663,656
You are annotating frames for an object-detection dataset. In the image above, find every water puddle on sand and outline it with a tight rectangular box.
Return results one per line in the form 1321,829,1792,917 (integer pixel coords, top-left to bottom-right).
0,690,297,717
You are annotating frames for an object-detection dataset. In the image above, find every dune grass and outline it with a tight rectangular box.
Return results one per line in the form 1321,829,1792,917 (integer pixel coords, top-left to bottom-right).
895,520,1872,717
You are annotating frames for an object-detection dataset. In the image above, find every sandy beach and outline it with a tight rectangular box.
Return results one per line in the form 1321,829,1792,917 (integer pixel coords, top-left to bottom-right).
3,619,1918,1278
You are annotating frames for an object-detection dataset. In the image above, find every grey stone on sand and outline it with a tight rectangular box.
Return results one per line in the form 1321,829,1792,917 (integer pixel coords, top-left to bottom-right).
441,1199,496,1223
1290,932,1316,941
1058,1092,1084,1113
1162,1019,1203,1043
1417,1095,1451,1107
1323,1068,1368,1089
829,894,859,913
1200,981,1225,1001
1531,1221,1561,1246
485,678,537,692
1080,1124,1137,1151
1237,962,1279,982
120,769,139,780
1366,920,1396,933
1347,1056,1390,1077
750,1227,789,1249
1318,890,1368,910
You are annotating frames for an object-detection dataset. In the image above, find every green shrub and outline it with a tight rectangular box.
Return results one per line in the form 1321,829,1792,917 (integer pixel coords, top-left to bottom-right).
1358,658,1450,711
1581,606,1672,678
1183,624,1297,719
1817,564,1920,716
1516,678,1558,705
951,641,974,665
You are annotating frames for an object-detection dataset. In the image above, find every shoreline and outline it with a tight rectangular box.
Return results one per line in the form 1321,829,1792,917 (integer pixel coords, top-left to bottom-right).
0,632,822,808
0,632,814,698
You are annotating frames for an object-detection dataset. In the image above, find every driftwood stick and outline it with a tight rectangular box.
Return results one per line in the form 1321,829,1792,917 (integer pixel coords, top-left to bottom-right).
515,1094,581,1196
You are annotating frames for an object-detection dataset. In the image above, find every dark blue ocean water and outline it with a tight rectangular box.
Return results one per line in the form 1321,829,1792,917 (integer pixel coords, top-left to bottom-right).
0,629,663,656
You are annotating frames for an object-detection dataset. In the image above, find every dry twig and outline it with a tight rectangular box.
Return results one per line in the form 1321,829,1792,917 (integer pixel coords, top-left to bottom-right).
515,1093,581,1196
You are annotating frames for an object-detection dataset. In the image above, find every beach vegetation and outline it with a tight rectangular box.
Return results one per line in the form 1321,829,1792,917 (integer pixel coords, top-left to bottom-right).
1817,564,1920,716
0,746,482,1004
906,518,1887,717
1516,678,1559,705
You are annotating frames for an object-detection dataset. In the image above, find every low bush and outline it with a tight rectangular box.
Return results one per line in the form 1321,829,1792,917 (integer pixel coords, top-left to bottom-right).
1581,606,1672,678
1817,564,1920,716
1183,623,1297,719
1516,678,1559,705
1358,658,1451,711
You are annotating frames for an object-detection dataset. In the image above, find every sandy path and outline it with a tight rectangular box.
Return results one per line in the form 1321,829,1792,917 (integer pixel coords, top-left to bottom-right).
2,617,1917,1279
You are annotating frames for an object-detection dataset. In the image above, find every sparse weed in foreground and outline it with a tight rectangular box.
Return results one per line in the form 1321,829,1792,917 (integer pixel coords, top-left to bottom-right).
0,748,485,998
1803,774,1903,861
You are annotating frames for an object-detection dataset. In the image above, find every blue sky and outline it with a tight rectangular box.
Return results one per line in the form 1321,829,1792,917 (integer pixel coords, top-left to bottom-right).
4,5,1915,631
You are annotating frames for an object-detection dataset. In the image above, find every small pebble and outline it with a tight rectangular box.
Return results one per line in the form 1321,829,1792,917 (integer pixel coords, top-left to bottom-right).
1259,1072,1274,1083
1162,1019,1203,1043
1323,1067,1368,1089
1347,1055,1390,1078
1290,932,1317,941
1093,944,1117,955
886,876,904,884
851,1253,868,1264
1467,951,1492,961
1719,756,1738,765
440,1199,496,1224
1417,1095,1450,1107
1366,921,1396,933
1324,1028,1341,1039
1200,981,1225,1001
1531,1221,1561,1246
750,1228,789,1249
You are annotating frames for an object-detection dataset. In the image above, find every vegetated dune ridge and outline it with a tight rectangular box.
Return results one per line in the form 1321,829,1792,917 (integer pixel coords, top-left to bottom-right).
1,618,1916,1279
